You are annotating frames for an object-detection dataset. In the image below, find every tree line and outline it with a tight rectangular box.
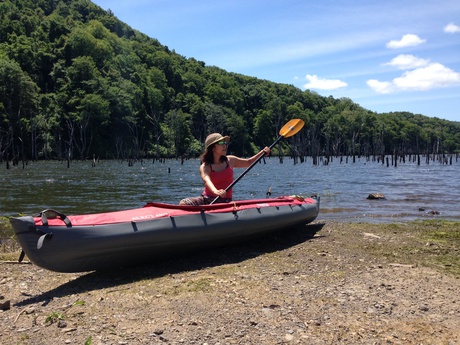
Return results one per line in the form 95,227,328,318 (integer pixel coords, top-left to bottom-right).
1,0,459,167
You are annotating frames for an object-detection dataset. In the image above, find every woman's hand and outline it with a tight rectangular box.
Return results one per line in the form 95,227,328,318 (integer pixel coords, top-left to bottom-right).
213,189,227,197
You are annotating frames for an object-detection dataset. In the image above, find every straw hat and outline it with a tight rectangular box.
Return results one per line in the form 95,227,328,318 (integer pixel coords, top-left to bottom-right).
205,133,230,149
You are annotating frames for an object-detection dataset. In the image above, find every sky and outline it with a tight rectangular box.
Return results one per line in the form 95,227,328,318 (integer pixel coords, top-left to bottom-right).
91,0,460,122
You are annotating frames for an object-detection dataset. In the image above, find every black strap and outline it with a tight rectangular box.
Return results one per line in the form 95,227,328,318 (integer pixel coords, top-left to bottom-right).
18,250,25,263
37,233,53,250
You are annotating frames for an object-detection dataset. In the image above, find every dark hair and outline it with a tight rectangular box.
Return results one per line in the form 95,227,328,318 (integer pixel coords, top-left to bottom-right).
200,144,228,165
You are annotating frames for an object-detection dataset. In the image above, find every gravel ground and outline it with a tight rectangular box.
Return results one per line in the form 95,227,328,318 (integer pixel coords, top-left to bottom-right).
1,220,459,345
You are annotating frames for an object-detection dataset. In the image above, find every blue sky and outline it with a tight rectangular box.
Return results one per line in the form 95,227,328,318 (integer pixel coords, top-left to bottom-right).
92,0,460,122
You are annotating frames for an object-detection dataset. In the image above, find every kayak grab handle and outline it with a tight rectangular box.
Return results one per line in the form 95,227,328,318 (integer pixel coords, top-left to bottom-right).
37,209,72,228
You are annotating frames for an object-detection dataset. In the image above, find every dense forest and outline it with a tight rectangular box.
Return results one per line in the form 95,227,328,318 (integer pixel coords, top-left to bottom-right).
1,0,459,166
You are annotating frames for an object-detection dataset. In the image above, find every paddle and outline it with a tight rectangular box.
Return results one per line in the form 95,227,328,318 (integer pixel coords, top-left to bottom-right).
210,118,305,204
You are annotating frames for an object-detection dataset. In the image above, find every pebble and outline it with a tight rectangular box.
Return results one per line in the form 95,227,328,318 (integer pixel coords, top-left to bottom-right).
61,328,77,333
420,305,430,312
285,333,294,341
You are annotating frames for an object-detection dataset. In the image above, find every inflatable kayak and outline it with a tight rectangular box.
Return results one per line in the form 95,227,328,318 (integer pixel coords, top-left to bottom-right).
10,195,319,273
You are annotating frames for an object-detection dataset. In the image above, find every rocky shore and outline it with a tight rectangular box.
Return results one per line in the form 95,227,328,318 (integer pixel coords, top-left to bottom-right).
1,220,459,344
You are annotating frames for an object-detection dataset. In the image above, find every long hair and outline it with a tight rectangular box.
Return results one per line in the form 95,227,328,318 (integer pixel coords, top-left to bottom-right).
200,144,228,165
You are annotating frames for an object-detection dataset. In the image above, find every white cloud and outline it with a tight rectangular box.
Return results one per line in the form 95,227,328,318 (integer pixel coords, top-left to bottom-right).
303,74,348,90
384,54,429,70
368,63,460,94
366,80,394,94
394,63,460,90
386,34,426,49
444,23,460,33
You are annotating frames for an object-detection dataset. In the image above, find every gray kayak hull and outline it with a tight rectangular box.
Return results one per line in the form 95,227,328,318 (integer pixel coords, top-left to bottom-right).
10,196,319,273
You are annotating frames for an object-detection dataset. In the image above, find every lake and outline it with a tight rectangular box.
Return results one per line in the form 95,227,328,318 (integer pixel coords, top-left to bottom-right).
1,156,459,223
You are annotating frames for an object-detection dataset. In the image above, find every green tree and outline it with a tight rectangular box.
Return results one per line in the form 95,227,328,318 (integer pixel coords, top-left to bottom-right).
0,57,38,162
0,0,459,162
163,109,192,158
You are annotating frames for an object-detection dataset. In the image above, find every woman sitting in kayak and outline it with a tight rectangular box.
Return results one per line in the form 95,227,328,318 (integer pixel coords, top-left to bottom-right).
179,133,270,206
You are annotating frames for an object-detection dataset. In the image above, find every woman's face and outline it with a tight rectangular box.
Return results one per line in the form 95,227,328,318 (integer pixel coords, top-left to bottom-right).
212,140,228,155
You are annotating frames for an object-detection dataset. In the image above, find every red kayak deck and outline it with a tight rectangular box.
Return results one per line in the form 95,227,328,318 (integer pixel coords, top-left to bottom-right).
34,196,314,227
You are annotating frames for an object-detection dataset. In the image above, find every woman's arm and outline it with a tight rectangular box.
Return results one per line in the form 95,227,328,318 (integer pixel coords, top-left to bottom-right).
228,147,270,168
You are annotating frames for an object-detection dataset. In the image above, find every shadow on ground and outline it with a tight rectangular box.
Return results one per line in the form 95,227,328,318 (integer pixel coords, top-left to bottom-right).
15,222,325,307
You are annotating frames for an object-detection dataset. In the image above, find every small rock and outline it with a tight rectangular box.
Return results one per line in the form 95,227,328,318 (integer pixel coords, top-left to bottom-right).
367,193,385,200
419,305,429,312
57,320,68,328
285,333,294,341
61,327,77,333
0,299,11,311
25,307,36,314
308,319,321,326
363,232,381,239
262,308,274,317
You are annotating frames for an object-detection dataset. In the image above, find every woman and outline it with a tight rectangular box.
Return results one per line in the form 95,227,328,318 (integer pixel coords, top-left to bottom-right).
179,133,270,205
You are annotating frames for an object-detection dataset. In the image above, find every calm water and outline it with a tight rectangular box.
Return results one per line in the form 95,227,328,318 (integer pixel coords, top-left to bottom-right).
1,156,459,223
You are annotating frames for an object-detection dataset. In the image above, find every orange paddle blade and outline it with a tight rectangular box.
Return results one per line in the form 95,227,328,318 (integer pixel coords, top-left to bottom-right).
279,119,305,138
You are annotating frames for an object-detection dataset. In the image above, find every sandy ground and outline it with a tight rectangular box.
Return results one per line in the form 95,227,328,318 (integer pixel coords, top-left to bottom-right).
1,220,459,345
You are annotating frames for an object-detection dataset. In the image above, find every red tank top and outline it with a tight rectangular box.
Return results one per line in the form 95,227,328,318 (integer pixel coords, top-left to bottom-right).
203,163,234,198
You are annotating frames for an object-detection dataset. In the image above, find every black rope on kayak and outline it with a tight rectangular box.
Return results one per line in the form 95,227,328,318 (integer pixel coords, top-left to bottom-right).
37,209,72,228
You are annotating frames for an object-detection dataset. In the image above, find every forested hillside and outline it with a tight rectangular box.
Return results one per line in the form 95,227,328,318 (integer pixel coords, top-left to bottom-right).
1,0,459,164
